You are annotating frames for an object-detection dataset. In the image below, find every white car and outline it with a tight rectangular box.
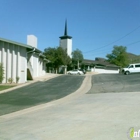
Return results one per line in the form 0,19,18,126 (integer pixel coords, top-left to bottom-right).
122,63,140,75
67,69,84,75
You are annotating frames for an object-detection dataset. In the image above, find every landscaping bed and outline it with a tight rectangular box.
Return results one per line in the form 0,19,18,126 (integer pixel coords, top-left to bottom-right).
0,85,16,91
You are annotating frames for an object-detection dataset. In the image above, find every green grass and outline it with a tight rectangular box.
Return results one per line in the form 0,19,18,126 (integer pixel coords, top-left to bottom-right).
0,85,16,91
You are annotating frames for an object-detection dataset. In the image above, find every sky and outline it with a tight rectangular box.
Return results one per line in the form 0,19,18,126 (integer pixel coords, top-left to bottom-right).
0,0,140,60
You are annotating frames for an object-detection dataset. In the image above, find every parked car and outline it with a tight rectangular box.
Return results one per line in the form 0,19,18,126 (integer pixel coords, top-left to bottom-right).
67,69,84,75
122,63,140,75
79,69,86,74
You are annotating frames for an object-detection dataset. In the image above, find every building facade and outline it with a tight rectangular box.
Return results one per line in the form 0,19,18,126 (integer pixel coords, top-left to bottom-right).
0,36,47,83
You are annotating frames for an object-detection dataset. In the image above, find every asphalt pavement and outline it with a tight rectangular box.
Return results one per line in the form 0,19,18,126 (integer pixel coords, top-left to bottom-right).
0,73,140,140
0,75,85,116
88,73,140,93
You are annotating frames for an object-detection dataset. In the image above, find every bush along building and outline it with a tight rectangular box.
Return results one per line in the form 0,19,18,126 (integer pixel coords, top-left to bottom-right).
0,35,48,83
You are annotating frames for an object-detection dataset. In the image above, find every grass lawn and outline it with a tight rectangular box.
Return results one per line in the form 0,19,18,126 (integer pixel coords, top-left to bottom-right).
0,85,16,91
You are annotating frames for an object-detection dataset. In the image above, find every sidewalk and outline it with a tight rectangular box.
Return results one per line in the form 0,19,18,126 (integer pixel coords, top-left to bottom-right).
0,73,61,94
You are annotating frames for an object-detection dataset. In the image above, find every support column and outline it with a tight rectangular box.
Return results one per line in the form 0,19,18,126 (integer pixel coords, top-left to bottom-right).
7,43,11,82
2,42,6,83
16,46,20,82
12,45,16,83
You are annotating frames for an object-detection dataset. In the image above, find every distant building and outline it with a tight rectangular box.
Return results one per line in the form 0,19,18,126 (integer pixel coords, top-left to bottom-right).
59,20,72,58
82,58,120,74
83,57,120,70
0,36,48,83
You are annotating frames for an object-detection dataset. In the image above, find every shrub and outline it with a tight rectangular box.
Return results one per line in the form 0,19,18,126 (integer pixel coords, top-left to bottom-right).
8,78,13,84
0,63,4,83
16,76,20,83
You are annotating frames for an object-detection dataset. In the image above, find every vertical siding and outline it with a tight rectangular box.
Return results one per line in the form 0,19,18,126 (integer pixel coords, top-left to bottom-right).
16,46,20,78
33,53,38,77
0,39,46,83
38,58,42,76
20,47,27,83
7,43,12,82
12,44,16,82
2,43,6,83
0,41,27,83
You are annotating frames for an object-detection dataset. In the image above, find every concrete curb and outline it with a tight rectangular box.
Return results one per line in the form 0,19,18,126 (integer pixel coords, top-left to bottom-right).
0,75,92,120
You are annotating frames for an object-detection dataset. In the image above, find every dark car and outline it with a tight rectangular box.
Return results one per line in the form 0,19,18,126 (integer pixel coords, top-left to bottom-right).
79,69,86,74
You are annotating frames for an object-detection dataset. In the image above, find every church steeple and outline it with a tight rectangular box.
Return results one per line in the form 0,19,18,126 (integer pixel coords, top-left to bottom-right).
59,20,72,39
64,19,67,36
59,20,72,58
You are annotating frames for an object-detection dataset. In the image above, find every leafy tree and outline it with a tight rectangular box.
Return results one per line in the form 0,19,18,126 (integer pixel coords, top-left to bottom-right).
72,49,84,69
44,47,71,73
106,46,129,67
56,47,71,66
44,47,57,72
0,63,4,83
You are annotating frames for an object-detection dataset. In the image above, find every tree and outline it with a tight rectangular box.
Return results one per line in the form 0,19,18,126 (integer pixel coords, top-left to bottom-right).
0,63,4,83
44,47,57,72
72,49,84,69
44,47,71,73
106,46,129,67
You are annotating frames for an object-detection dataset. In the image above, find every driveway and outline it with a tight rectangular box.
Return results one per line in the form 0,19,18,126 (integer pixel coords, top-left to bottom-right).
0,74,140,140
0,75,85,116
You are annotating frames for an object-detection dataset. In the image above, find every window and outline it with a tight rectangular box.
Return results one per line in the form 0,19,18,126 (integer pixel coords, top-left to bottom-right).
129,65,134,68
135,65,140,68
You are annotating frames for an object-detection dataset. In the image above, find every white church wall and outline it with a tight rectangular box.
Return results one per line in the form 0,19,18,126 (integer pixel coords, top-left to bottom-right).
67,39,72,58
60,39,67,50
0,42,6,83
27,52,46,78
37,58,46,76
7,44,12,82
0,41,27,83
39,58,43,76
60,39,72,58
0,35,48,84
12,44,17,83
33,53,38,77
20,47,27,83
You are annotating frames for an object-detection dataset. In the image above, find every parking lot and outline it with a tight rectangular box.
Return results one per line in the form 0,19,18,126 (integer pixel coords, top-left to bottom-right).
88,73,140,94
0,74,140,140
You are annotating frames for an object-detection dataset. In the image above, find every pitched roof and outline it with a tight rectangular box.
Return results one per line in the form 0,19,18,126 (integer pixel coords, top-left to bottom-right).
83,59,119,67
0,37,42,53
0,37,32,49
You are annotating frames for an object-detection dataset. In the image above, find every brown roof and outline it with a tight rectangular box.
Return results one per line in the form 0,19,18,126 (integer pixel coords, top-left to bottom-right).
83,59,119,67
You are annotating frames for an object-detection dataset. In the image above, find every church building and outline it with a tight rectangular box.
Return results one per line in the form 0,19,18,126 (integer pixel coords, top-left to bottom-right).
59,20,72,58
0,35,47,83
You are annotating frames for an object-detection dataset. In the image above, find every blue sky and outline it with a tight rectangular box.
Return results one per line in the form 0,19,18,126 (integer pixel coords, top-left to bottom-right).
0,0,140,60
